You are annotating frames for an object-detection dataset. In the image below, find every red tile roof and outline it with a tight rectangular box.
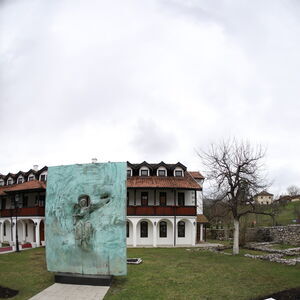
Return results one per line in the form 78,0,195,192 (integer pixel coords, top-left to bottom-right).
127,172,201,190
0,180,46,195
189,171,205,180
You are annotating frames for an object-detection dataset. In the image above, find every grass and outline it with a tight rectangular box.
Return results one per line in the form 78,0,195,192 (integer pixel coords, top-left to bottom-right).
271,244,299,250
0,248,53,300
221,248,269,256
1,247,300,300
106,248,300,300
247,201,300,226
206,239,232,247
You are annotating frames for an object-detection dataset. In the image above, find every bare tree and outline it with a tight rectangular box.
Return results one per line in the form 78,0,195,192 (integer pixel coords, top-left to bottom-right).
287,185,300,196
199,139,270,255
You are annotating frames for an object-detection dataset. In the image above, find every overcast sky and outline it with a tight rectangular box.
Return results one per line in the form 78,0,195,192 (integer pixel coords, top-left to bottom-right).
1,0,300,195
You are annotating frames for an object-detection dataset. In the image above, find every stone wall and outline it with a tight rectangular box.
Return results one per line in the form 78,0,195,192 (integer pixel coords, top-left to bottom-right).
206,228,233,240
245,225,300,245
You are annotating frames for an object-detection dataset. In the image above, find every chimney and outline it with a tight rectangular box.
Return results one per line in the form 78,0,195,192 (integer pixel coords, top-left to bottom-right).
33,165,39,171
91,158,97,164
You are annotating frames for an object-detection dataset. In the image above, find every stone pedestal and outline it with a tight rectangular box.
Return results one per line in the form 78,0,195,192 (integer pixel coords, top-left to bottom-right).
55,273,112,286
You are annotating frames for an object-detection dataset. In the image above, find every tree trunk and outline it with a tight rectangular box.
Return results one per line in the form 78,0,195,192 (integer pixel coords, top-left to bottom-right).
233,218,239,255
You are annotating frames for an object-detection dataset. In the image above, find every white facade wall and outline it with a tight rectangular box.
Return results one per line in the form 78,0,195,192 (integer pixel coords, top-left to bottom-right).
0,217,44,248
126,216,197,247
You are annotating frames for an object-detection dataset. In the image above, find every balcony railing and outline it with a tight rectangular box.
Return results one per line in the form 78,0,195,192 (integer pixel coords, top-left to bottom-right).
127,206,196,216
0,207,45,217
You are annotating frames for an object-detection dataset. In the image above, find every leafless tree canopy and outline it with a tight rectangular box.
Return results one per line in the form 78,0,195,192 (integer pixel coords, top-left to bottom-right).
200,139,269,219
287,185,300,196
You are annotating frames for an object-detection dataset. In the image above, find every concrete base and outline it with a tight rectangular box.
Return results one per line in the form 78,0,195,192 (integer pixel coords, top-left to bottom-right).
55,273,112,286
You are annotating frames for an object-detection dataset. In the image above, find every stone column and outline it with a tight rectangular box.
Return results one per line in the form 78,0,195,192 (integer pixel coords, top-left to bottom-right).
133,222,137,247
153,221,157,247
192,221,196,246
22,221,26,243
12,221,16,249
35,220,41,247
200,224,204,241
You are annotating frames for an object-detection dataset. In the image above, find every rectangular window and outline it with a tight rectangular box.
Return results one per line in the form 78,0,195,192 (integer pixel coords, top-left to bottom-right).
7,179,13,185
1,198,6,210
126,222,129,238
0,180,4,186
141,169,149,176
178,192,185,206
3,222,6,236
141,192,148,206
40,175,46,181
23,196,28,208
25,223,28,237
17,178,23,184
159,192,167,206
175,170,183,177
28,176,35,181
127,170,132,177
39,195,46,207
158,170,166,176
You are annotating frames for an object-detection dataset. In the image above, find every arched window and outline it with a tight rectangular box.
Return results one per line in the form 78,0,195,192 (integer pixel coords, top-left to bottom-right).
178,221,185,238
126,221,129,238
159,221,167,238
140,221,148,238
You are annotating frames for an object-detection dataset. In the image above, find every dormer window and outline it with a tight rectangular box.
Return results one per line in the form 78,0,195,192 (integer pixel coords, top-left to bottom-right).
0,179,4,186
17,177,24,184
28,175,35,181
175,170,183,177
127,169,132,177
158,170,166,176
39,172,47,181
7,179,13,185
140,169,149,176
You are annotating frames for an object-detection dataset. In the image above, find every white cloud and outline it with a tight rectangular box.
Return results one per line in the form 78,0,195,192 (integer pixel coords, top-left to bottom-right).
1,0,300,193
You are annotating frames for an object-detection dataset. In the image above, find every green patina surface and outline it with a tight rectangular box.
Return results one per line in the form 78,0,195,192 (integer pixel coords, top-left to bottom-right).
45,162,127,276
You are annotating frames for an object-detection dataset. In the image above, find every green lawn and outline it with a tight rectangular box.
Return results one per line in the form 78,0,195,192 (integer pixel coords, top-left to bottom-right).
248,201,300,226
1,247,300,300
0,248,53,300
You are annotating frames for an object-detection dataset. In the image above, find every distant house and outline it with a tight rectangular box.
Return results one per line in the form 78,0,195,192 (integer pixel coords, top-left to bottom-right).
277,195,300,203
254,191,274,205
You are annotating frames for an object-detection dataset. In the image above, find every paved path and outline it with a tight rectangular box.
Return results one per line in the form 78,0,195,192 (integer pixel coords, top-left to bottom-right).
29,283,110,300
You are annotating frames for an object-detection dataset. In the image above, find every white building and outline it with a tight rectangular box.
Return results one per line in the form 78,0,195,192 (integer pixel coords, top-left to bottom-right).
126,162,207,247
0,162,207,250
0,167,47,250
254,191,274,205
